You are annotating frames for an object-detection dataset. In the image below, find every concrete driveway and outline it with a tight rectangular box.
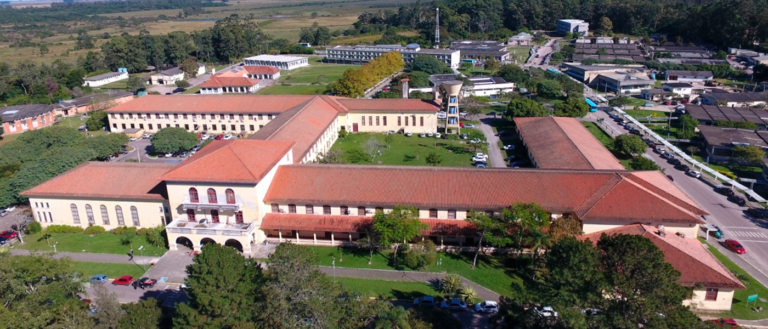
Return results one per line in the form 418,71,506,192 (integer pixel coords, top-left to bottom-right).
476,118,506,168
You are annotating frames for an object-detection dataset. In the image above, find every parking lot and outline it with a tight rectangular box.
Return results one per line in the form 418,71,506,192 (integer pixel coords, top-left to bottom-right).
115,134,237,164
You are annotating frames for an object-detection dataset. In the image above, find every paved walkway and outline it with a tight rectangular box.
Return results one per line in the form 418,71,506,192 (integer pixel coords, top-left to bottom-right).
477,117,505,168
318,266,500,302
10,249,158,265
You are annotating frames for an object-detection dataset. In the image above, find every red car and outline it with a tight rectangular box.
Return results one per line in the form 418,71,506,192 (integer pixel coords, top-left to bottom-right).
0,230,17,239
112,275,134,286
709,318,738,328
724,239,746,254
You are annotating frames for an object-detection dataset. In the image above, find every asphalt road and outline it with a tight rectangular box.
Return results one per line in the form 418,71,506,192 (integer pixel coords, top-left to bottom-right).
587,109,768,286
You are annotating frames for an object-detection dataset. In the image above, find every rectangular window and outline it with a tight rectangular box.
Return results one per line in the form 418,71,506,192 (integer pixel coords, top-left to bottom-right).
405,117,409,126
239,114,244,120
420,117,424,126
271,204,279,213
128,113,133,119
121,124,126,129
288,204,296,213
174,114,179,119
448,209,457,219
139,124,144,129
248,114,254,120
231,124,236,131
175,124,180,128
376,116,380,126
165,113,170,119
398,116,401,125
250,125,255,131
148,124,153,130
361,117,365,126
258,114,263,120
120,114,124,119
185,124,189,130
705,288,718,301
130,124,135,129
203,124,208,131
201,114,206,119
368,116,372,126
323,205,331,214
429,209,438,218
212,125,217,131
268,114,273,120
166,124,170,128
221,124,226,131
240,125,245,132
111,114,116,119
48,212,53,222
358,206,366,216
305,205,314,215
229,114,235,120
112,123,117,129
183,114,188,119
383,116,387,126
341,206,348,215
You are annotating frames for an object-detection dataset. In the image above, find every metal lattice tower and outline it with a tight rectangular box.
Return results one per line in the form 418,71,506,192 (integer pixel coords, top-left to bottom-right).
434,8,440,49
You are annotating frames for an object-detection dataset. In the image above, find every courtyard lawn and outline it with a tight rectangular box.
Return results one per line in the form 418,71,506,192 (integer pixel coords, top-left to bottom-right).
257,84,329,95
330,132,487,167
622,108,668,118
699,238,768,320
335,277,442,301
306,245,517,296
72,261,147,279
278,58,357,84
508,46,531,64
18,233,167,257
56,116,88,130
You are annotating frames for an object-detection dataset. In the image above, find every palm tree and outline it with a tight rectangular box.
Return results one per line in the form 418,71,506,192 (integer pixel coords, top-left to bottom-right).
441,274,463,296
461,285,478,303
375,306,411,329
526,228,551,262
355,231,381,265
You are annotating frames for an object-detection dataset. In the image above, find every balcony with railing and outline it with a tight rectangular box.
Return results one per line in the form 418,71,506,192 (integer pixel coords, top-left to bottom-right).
166,214,255,236
180,193,242,212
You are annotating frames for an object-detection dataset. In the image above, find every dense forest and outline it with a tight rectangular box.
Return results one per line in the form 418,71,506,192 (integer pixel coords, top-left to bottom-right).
357,0,768,49
0,0,224,24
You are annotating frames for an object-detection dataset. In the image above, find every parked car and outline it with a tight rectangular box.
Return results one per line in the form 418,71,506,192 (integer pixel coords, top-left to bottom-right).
724,239,746,254
504,156,516,161
214,134,224,140
142,134,152,139
509,161,525,168
464,123,475,128
460,133,468,140
164,153,174,158
0,237,8,245
136,277,156,288
419,133,426,138
469,139,482,144
686,170,701,178
112,275,134,286
747,208,768,219
472,156,487,162
440,298,467,311
729,195,747,206
661,152,674,160
666,175,674,181
129,137,137,142
709,318,738,328
0,230,18,239
405,132,413,137
413,296,436,307
90,275,108,284
435,133,441,138
475,162,488,168
427,132,434,137
475,301,499,313
668,159,681,166
715,186,735,197
534,306,558,317
502,145,515,150
200,134,210,140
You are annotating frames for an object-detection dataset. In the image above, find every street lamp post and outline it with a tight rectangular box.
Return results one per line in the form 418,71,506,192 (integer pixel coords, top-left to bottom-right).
139,245,145,271
332,256,336,282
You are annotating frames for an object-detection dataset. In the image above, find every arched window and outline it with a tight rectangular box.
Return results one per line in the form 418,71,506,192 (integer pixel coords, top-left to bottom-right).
130,206,140,226
207,188,217,203
226,189,236,204
85,204,95,224
70,204,80,224
189,188,199,203
100,205,110,225
116,206,125,226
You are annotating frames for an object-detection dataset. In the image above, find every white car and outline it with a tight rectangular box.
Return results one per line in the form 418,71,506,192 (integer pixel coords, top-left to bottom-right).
440,298,467,311
129,137,137,141
535,306,558,317
406,132,413,137
200,134,210,140
427,132,434,137
413,296,436,307
687,170,701,178
464,123,475,128
419,133,426,138
469,139,483,144
435,133,441,138
475,301,498,313
475,153,487,159
472,156,487,162
502,145,515,150
222,134,233,140
164,153,174,158
5,206,16,212
142,134,153,139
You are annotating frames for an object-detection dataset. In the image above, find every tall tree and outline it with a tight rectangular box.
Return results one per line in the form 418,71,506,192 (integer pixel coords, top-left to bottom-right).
91,284,124,329
733,145,765,164
613,134,647,156
119,298,162,329
465,211,512,268
174,243,264,328
504,97,550,119
373,205,428,268
548,216,582,242
677,114,699,139
151,127,199,154
501,202,549,256
553,97,589,117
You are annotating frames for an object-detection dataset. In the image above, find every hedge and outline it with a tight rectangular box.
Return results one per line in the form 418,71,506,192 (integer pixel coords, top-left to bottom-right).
43,225,84,234
84,226,105,234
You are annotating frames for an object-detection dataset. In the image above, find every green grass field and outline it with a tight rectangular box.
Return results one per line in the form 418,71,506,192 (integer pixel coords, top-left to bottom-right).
331,132,487,167
307,245,516,296
257,84,330,95
19,233,168,257
279,58,356,84
72,261,148,279
623,109,668,118
336,277,442,300
508,46,531,64
699,238,768,320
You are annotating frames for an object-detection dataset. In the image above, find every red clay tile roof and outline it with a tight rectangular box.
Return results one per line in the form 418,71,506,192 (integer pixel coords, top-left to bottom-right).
515,117,625,170
261,213,475,235
335,99,439,112
20,162,174,200
162,140,294,184
250,97,340,161
199,76,260,88
579,224,745,289
265,165,706,224
105,95,316,114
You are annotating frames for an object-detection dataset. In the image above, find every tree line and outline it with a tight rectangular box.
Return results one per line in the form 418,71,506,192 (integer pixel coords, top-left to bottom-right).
100,14,269,72
0,126,127,208
356,0,768,50
330,51,404,98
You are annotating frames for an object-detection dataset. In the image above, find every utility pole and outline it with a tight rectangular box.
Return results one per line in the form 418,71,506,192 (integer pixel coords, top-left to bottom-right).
434,8,440,49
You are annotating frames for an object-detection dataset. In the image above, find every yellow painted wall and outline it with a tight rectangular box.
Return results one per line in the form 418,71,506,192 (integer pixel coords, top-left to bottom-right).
583,222,699,238
685,288,735,311
345,112,438,134
28,197,168,230
107,112,281,134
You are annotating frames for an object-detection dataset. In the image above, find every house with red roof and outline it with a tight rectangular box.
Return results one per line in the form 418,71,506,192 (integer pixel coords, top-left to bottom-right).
580,224,746,311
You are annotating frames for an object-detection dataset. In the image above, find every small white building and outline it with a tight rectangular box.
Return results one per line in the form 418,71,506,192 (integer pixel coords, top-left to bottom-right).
82,72,129,87
508,32,533,46
243,55,309,71
149,64,206,85
557,19,589,36
663,82,693,97
464,76,515,98
198,76,262,95
216,66,281,80
664,70,713,83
